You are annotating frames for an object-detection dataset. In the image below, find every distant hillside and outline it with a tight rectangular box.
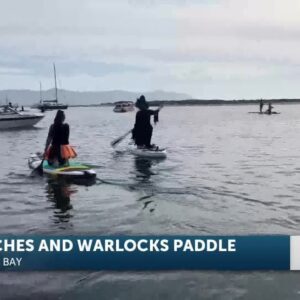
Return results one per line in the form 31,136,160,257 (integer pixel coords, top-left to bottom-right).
0,89,192,106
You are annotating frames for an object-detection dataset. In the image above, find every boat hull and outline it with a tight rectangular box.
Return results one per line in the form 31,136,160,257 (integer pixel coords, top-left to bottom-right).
42,105,68,111
32,104,68,111
113,101,134,113
0,115,44,129
113,107,134,113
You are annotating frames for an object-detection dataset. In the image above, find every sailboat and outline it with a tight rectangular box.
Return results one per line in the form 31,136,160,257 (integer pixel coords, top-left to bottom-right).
32,63,68,111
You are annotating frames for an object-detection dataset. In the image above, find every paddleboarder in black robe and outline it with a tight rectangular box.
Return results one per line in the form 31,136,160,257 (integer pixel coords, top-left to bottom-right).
132,95,162,149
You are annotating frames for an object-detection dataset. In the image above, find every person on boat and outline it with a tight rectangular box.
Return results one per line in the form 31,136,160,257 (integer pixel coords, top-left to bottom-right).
266,102,273,115
259,99,264,113
44,110,77,166
132,95,162,149
8,102,12,108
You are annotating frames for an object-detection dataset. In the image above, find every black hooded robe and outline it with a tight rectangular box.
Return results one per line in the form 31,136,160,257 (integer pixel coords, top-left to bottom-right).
132,109,159,147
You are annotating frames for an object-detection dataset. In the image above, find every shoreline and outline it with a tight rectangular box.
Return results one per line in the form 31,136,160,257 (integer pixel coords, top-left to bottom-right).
69,99,300,108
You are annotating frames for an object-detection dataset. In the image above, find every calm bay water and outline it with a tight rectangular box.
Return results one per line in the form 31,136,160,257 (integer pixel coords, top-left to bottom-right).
1,105,300,299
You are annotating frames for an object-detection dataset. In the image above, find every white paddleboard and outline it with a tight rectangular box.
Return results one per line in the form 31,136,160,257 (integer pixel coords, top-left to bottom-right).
129,146,167,158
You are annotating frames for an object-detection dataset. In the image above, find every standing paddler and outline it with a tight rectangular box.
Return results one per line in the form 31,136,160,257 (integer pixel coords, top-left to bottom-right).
266,102,273,115
259,99,264,113
132,95,162,149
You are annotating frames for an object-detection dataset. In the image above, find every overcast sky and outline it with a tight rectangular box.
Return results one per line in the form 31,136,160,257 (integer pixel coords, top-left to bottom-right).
1,0,300,98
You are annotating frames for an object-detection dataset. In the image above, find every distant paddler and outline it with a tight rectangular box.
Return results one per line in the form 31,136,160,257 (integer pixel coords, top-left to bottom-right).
259,99,264,113
132,95,163,149
44,110,77,166
266,102,274,115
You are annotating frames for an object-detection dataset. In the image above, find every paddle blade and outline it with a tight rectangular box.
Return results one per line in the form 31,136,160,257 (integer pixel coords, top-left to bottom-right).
111,136,123,147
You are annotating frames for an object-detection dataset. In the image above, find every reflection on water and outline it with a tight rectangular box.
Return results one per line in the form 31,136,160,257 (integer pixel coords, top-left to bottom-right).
134,158,155,212
45,175,97,224
46,178,74,223
133,157,166,181
133,157,166,213
134,157,155,182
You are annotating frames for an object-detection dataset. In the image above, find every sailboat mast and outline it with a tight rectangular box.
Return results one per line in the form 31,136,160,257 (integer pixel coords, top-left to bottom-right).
53,63,58,103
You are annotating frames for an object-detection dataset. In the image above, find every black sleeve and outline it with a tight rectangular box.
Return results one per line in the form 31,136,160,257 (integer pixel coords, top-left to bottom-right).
148,109,157,115
148,109,159,123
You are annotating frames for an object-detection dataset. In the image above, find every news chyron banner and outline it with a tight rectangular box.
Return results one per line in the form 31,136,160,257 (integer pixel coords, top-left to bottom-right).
0,235,300,271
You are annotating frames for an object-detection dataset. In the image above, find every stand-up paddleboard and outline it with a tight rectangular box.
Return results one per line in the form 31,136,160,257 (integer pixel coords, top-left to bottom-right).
28,153,96,179
248,112,280,115
128,146,167,158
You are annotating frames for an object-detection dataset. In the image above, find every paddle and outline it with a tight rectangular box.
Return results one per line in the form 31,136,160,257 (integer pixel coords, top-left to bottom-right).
111,129,132,147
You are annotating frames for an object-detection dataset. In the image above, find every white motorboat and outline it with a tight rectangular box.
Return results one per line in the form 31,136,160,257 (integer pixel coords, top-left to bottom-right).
113,101,134,113
0,106,44,129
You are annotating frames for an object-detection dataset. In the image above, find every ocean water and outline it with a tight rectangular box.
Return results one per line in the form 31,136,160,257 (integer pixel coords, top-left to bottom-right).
1,105,300,299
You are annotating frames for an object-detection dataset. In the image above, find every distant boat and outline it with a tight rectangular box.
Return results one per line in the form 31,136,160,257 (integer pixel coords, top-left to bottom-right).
0,105,44,129
113,101,134,113
32,64,68,111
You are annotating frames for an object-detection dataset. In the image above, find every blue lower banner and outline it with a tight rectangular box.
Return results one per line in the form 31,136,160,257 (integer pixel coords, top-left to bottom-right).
0,235,297,271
